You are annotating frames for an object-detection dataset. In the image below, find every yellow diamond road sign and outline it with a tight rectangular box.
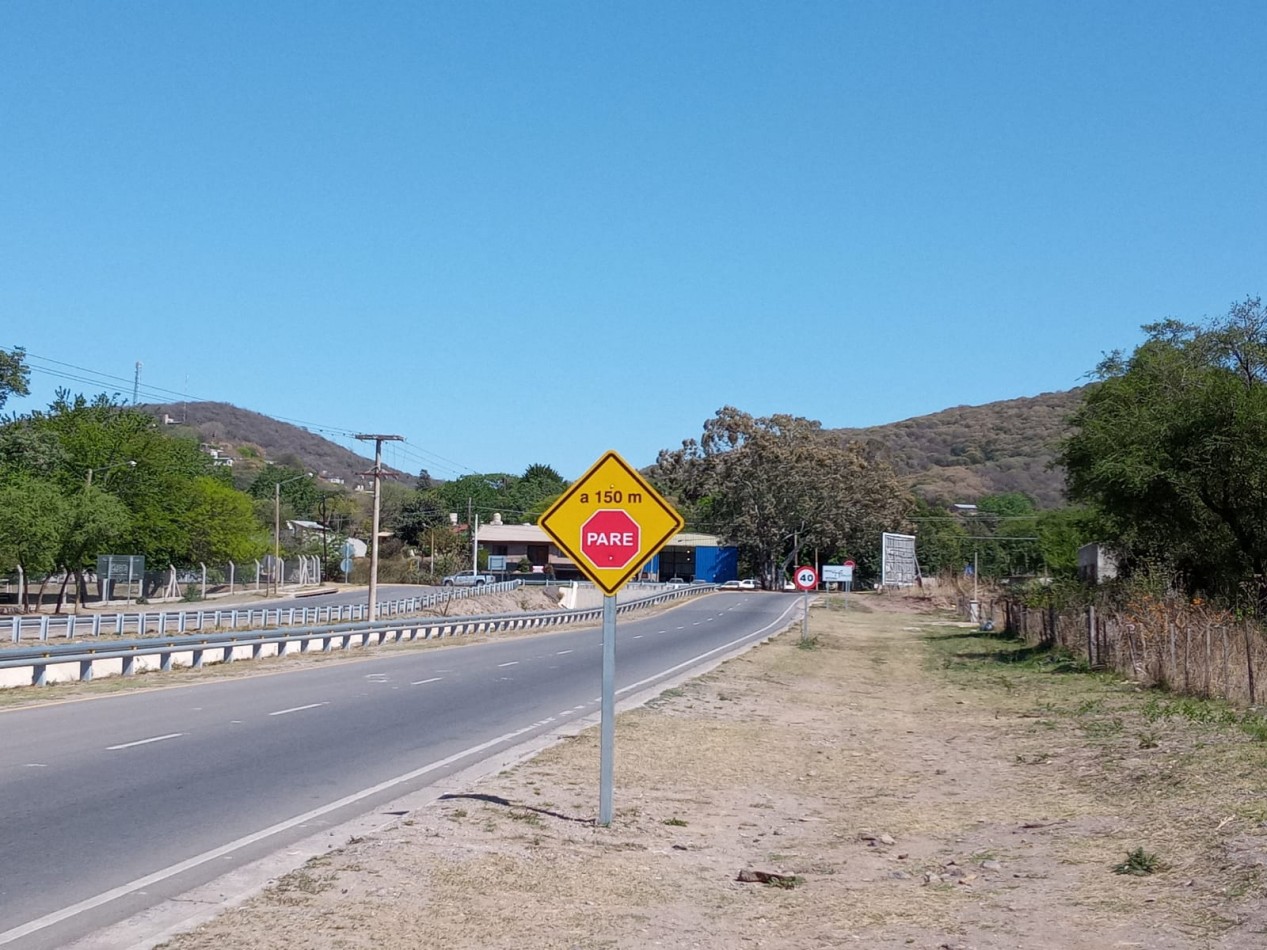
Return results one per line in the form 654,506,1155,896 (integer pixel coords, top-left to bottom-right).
539,450,685,595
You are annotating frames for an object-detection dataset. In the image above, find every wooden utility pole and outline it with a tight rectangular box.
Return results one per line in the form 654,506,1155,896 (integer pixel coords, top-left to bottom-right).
356,434,403,621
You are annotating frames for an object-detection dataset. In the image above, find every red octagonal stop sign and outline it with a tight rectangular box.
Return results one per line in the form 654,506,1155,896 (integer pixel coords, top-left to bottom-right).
580,509,641,570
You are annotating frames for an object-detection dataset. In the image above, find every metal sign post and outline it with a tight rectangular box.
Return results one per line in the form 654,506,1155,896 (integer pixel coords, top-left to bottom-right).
540,450,685,827
794,565,818,641
600,594,617,824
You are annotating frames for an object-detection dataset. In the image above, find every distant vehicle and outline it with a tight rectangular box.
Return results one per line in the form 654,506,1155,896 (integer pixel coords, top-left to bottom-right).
719,578,758,591
442,570,496,587
666,577,686,585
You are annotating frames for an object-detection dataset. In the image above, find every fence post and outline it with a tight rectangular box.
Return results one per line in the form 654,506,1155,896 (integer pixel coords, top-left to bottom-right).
1246,625,1257,706
1086,606,1096,667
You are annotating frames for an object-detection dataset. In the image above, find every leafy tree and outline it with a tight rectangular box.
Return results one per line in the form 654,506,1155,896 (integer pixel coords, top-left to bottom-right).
0,346,29,410
57,486,130,609
0,391,264,572
247,466,320,518
1060,297,1267,607
654,407,912,584
181,477,268,564
0,476,67,609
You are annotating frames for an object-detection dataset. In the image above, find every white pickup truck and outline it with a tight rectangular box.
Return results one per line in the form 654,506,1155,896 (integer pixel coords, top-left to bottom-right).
441,570,497,587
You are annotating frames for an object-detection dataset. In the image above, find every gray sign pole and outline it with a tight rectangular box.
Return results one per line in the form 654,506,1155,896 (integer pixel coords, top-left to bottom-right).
600,593,617,825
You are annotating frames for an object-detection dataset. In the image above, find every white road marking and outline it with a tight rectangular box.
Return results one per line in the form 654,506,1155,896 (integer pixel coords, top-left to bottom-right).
23,763,47,768
268,702,328,717
555,649,573,655
497,661,518,668
107,733,185,751
411,677,442,686
0,716,550,947
632,635,643,639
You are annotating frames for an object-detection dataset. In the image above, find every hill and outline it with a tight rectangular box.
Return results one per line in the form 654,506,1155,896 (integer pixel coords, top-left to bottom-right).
145,389,1086,508
140,402,389,489
833,387,1087,508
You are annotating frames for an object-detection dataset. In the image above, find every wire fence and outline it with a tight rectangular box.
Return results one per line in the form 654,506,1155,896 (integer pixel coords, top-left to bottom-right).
962,592,1267,707
1,557,323,611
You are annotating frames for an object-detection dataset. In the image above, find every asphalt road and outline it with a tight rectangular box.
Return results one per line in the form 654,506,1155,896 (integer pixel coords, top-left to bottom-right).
0,591,799,950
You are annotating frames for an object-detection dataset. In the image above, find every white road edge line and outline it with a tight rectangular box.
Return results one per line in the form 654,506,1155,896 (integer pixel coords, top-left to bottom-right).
410,677,442,686
497,661,519,668
0,718,545,946
555,650,572,655
268,703,328,717
106,733,185,751
0,600,804,948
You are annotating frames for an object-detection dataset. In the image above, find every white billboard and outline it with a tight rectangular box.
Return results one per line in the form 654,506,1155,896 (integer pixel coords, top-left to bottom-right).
881,533,919,587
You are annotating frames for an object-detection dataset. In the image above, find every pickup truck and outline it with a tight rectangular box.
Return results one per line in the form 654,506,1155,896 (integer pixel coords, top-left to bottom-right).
441,570,497,587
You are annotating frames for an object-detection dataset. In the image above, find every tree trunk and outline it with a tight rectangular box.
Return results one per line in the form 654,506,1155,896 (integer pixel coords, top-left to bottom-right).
55,569,72,615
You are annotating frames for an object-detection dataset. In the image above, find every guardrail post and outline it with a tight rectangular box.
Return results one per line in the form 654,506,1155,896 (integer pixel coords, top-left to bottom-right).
158,613,167,636
178,612,186,634
116,613,125,635
66,615,76,639
288,607,295,626
121,653,135,676
277,639,289,657
33,663,46,686
192,648,203,669
229,609,237,630
223,645,234,663
10,616,18,642
79,659,93,682
161,650,173,672
92,614,101,637
40,616,49,641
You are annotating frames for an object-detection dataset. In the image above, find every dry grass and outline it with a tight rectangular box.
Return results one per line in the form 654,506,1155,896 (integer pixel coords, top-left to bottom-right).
159,595,1267,949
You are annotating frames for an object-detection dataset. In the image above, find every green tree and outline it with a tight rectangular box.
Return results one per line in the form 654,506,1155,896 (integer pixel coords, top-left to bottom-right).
654,407,912,584
1060,297,1267,607
182,477,269,564
0,476,67,610
0,346,30,410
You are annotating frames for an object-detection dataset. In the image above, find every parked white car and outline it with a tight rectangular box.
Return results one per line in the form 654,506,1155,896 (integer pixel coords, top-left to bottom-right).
442,570,496,587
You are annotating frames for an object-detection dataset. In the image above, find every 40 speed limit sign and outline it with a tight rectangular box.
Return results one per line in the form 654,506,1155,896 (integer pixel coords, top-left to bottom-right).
793,565,818,591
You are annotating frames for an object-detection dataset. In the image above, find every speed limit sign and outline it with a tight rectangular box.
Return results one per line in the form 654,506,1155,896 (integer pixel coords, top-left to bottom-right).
793,565,818,591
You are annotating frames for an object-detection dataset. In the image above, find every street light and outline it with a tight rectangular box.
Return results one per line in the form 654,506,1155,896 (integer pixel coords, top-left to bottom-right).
85,459,136,488
274,473,313,595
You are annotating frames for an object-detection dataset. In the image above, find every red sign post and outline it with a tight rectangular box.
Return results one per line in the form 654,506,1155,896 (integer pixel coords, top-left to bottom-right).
580,510,641,570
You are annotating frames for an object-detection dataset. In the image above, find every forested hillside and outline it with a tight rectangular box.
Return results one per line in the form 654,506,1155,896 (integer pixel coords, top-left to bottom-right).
832,388,1087,508
140,402,390,488
146,390,1086,507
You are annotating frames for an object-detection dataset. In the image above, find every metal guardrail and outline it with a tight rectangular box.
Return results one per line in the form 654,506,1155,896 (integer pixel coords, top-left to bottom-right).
4,580,524,644
0,584,715,688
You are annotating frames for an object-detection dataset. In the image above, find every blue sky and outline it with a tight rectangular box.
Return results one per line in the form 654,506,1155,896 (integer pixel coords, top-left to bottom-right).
3,1,1264,481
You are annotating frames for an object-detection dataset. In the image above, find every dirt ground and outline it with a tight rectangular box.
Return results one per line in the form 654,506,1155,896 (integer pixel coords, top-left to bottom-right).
157,592,1267,950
